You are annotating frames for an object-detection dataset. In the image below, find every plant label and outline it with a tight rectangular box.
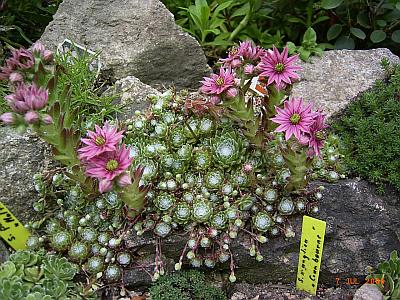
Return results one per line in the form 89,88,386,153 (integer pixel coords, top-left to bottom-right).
0,201,30,250
296,215,326,295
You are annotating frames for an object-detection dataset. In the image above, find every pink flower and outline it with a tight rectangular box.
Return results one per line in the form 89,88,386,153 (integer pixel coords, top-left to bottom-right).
8,48,34,70
257,46,302,86
200,67,235,95
78,121,124,160
238,41,263,62
5,83,49,113
24,111,40,124
306,112,328,156
0,112,15,124
84,144,133,183
219,46,242,68
271,97,318,141
31,42,53,61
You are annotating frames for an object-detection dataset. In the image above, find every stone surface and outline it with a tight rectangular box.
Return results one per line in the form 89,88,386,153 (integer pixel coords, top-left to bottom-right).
0,127,50,262
353,284,384,300
229,283,356,300
291,49,400,118
106,76,160,121
123,179,400,288
39,0,209,90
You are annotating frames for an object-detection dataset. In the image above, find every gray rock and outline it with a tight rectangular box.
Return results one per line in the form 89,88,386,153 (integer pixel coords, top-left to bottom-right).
353,284,383,300
123,179,400,288
107,76,160,121
229,283,356,300
291,49,400,118
0,127,49,262
39,0,209,90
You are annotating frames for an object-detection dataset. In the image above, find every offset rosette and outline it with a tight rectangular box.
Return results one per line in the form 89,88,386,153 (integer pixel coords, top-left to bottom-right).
204,170,224,190
253,212,273,232
154,193,176,211
211,131,244,168
174,203,191,223
192,200,213,223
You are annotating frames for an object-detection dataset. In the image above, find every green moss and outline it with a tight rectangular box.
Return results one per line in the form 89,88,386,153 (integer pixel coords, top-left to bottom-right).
149,270,226,300
333,64,400,192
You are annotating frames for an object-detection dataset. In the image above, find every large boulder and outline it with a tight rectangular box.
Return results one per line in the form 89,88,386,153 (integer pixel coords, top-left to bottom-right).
0,127,50,262
292,48,400,118
106,76,160,121
123,179,400,289
39,0,209,90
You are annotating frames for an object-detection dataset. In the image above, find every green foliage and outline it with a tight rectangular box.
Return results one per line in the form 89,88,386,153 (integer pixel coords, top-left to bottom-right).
163,0,400,62
54,47,121,130
0,0,60,56
324,0,400,51
333,64,400,191
0,249,96,300
149,270,227,300
367,250,400,300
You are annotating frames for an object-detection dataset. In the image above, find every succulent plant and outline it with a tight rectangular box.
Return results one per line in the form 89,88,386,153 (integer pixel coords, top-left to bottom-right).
121,90,344,275
0,250,91,299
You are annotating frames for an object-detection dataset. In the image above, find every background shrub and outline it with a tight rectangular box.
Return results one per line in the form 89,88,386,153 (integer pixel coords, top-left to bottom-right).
333,63,400,192
162,0,400,62
0,0,61,62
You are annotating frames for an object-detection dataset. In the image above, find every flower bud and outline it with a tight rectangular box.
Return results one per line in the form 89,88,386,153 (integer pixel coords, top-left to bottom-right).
9,72,23,83
43,50,53,61
24,111,40,124
244,64,255,75
225,87,238,99
229,273,237,282
99,179,113,193
0,112,15,124
231,59,241,68
42,114,53,125
117,172,132,188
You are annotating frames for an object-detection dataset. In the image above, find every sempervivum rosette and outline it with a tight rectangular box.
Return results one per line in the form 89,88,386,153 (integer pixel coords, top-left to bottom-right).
211,131,245,168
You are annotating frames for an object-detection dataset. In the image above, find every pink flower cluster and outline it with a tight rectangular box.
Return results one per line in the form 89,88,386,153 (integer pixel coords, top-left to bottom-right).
78,122,133,193
1,83,52,125
0,42,52,82
200,42,301,99
0,42,54,126
271,97,328,156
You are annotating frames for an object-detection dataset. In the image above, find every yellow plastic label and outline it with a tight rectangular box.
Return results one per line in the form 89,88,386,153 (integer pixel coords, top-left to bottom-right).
0,201,30,250
296,215,326,295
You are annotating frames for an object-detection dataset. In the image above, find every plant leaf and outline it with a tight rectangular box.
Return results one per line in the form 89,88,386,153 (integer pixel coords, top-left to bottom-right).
321,0,344,9
391,30,400,43
350,27,366,40
370,30,386,43
334,36,355,49
212,1,233,19
303,27,317,43
327,24,343,41
230,2,250,18
357,12,371,28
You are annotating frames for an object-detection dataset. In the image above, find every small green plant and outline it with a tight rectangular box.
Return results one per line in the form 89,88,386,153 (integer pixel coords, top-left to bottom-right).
149,270,227,300
333,63,400,192
287,27,331,61
0,249,97,299
367,250,400,300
